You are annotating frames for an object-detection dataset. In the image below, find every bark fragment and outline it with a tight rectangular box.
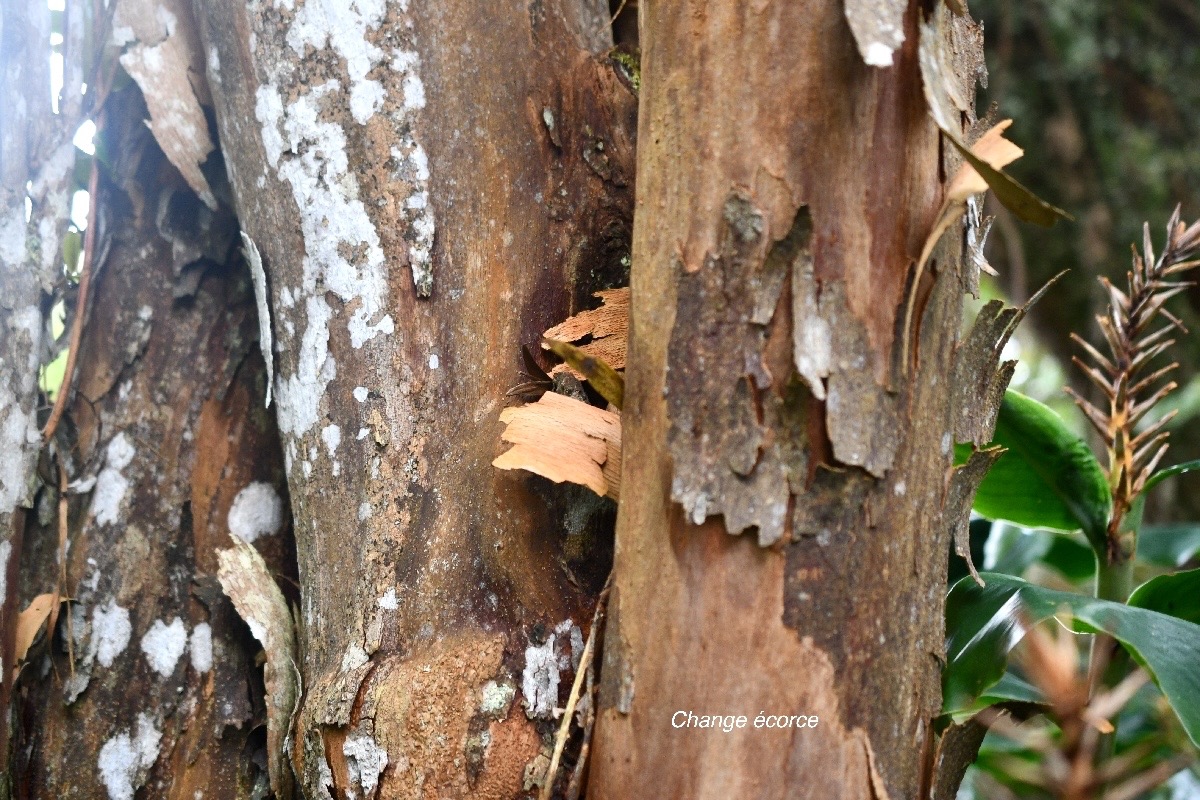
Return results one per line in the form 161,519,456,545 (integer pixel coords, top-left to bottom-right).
494,392,622,500
543,287,629,376
115,0,217,209
845,0,907,67
218,537,299,798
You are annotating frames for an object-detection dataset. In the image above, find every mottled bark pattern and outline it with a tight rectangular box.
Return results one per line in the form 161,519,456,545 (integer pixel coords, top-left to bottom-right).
196,0,633,795
14,85,293,798
590,1,984,798
0,1,84,786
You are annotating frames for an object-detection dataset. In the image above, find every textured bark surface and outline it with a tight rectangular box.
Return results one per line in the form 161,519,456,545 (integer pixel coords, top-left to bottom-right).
0,1,82,785
12,85,294,798
588,2,985,798
195,0,635,795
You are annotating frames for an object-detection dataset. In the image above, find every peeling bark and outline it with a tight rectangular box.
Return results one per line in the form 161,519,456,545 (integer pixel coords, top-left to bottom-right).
195,0,634,795
12,85,294,798
589,1,990,797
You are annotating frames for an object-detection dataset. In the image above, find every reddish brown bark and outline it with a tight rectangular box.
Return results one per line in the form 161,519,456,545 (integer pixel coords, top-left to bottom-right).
588,2,985,797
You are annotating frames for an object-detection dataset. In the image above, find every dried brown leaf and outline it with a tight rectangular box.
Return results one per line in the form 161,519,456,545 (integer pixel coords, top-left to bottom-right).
14,594,58,670
543,339,625,410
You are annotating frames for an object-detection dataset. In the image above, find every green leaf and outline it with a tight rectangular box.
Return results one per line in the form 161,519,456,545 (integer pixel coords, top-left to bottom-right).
1139,524,1200,568
944,572,1200,746
985,523,1094,582
946,671,1047,723
967,391,1111,553
1129,568,1200,626
1145,459,1200,494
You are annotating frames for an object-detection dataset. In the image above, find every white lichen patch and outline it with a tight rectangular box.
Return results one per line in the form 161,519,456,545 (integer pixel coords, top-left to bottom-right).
97,713,162,800
343,731,388,796
378,588,398,610
353,386,369,402
341,643,370,672
864,41,895,66
321,424,341,457
481,679,515,716
427,353,439,370
91,433,136,527
357,501,372,521
189,622,213,673
285,0,388,125
228,481,284,543
94,600,133,668
522,635,560,719
140,617,188,677
0,316,41,515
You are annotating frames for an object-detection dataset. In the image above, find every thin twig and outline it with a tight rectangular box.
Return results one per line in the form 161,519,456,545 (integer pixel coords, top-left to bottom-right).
540,576,611,800
40,141,99,444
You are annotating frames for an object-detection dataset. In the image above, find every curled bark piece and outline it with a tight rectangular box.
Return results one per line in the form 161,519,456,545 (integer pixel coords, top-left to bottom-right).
543,287,629,377
115,0,216,209
494,392,622,500
217,538,298,798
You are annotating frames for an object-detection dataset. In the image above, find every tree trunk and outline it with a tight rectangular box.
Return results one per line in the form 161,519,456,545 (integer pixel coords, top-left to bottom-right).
2,0,1008,797
11,79,298,797
194,0,633,796
1,1,82,791
588,3,987,798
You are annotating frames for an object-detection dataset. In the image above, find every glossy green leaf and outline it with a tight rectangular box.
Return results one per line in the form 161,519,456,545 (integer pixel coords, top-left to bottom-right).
1139,525,1200,568
985,523,1095,582
1129,568,1200,626
944,572,1200,746
946,671,1046,723
967,391,1111,552
1145,459,1200,494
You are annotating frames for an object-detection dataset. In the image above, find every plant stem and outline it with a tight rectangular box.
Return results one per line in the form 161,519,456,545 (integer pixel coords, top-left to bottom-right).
1095,556,1134,604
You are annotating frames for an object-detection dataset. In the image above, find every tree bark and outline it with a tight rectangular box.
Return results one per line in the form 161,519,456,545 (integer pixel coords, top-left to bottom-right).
11,81,297,798
588,2,985,797
195,1,634,796
0,1,82,788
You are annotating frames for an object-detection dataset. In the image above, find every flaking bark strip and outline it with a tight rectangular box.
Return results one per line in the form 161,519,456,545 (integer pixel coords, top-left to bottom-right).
944,447,1004,585
668,197,911,541
667,194,811,545
951,276,1060,446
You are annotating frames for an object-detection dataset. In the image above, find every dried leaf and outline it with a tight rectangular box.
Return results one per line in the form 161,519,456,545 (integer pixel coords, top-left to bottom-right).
918,120,1024,274
14,594,58,670
946,136,1070,228
494,392,622,499
217,538,298,798
543,339,625,410
542,287,629,377
115,0,216,209
918,3,1068,228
